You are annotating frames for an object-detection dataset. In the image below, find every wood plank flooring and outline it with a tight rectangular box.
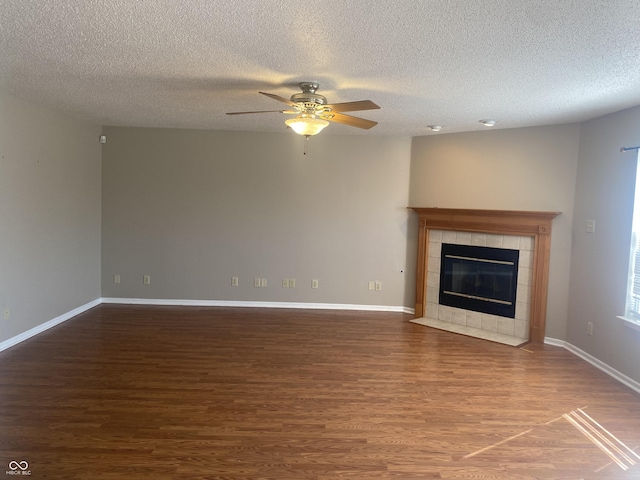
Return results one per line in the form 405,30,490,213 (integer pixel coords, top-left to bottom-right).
1,305,639,479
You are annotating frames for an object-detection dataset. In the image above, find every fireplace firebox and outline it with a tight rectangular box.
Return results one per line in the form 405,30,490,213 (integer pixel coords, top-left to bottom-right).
439,243,519,318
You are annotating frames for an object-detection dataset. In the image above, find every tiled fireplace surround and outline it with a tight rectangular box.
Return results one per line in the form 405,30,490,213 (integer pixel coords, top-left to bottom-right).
410,208,560,345
421,230,533,345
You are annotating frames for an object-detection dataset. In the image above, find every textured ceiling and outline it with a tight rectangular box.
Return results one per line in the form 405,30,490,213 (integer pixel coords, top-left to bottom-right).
1,0,640,136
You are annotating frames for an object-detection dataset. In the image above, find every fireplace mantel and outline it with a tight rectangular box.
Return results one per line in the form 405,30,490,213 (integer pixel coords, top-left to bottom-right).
410,208,560,343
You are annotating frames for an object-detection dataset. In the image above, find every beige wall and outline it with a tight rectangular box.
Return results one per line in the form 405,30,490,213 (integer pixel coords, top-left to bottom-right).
409,125,581,339
4,89,640,387
568,106,640,382
0,92,102,344
101,127,414,308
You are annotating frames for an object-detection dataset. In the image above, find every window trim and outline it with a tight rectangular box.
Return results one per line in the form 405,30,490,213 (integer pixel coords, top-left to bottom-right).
617,315,640,332
622,150,640,328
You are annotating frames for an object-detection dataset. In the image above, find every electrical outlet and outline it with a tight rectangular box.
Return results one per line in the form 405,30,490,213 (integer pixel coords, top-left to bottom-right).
312,279,319,289
143,275,151,285
289,278,296,288
282,278,290,288
587,322,594,336
3,308,9,320
368,281,375,291
261,278,267,288
254,277,261,288
114,274,121,284
375,281,382,291
231,276,239,286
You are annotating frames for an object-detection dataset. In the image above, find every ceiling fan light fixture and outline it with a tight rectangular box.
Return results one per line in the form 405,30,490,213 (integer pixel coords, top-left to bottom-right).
285,116,330,136
228,83,378,133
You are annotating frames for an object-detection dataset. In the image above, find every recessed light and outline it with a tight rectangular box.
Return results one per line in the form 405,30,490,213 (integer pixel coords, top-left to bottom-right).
427,125,442,132
479,119,496,127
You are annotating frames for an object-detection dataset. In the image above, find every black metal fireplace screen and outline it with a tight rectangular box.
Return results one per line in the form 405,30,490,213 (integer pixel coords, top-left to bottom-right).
439,243,519,318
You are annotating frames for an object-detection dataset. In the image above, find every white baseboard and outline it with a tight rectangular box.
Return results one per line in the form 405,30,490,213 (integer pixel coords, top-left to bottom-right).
101,297,415,314
545,337,640,395
543,337,565,348
0,299,101,353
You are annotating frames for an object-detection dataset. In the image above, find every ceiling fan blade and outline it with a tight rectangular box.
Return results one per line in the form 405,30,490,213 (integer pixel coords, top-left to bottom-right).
226,109,296,115
259,92,298,107
323,112,378,129
323,100,380,113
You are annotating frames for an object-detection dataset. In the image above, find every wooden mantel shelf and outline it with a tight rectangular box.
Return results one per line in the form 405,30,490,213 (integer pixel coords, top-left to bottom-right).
409,208,561,343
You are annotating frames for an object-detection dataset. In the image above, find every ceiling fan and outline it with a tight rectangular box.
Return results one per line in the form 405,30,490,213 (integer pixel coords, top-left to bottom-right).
226,82,380,136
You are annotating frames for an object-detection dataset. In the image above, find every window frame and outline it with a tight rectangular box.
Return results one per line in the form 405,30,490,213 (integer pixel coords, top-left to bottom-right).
619,152,640,331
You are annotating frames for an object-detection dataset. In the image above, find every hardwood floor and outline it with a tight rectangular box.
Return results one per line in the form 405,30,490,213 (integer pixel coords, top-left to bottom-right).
1,305,639,479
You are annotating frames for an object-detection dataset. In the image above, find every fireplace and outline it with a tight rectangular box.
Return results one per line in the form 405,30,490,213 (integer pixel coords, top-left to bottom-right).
409,208,560,343
439,243,519,318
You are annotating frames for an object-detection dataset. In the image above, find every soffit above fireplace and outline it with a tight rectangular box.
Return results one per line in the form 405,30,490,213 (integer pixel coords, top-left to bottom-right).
409,208,561,343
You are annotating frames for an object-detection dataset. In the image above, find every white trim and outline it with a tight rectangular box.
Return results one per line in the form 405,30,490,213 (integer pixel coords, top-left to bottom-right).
544,337,640,395
0,299,101,353
101,297,415,314
543,337,565,348
617,315,640,332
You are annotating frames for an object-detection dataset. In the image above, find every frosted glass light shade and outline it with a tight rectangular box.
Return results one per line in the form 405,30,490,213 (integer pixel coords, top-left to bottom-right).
285,116,330,136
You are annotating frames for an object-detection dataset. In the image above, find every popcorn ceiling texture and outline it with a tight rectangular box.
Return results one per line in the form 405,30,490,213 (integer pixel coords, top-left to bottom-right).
1,0,639,135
